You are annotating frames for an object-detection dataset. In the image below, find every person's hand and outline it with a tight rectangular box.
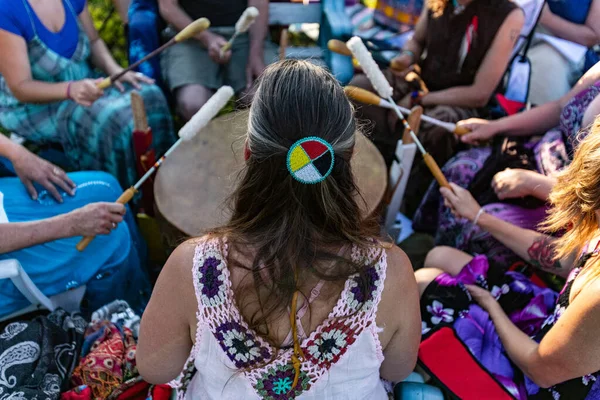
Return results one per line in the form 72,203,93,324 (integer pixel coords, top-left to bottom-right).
69,79,104,106
440,182,482,222
65,202,126,236
112,70,155,92
10,146,76,202
465,284,499,313
245,52,265,90
458,118,499,145
390,53,414,78
200,32,232,64
491,168,536,200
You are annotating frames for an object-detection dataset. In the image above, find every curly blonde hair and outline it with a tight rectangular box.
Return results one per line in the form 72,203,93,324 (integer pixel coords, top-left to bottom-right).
543,117,600,261
427,0,449,17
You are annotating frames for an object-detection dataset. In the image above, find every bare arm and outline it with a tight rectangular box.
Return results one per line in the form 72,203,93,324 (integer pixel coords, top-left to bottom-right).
138,240,198,384
378,246,421,382
539,0,600,48
441,183,576,277
459,61,600,143
0,29,70,103
475,278,600,388
390,7,427,69
248,0,268,56
0,216,73,253
422,9,524,108
404,6,428,61
158,0,211,44
79,7,123,75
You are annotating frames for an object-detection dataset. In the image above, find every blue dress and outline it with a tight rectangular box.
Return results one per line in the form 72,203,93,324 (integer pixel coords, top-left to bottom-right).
0,171,150,317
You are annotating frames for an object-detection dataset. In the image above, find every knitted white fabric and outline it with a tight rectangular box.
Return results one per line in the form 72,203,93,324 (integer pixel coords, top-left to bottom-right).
172,237,390,399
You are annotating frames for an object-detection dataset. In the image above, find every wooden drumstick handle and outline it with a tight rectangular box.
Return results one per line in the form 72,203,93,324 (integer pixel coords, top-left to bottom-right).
174,18,210,42
76,187,137,252
422,153,450,189
327,39,352,57
453,125,471,136
344,86,384,106
97,77,111,90
96,18,210,90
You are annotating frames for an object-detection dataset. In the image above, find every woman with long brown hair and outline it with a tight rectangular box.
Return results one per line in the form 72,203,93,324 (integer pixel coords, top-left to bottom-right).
414,118,600,399
136,60,420,399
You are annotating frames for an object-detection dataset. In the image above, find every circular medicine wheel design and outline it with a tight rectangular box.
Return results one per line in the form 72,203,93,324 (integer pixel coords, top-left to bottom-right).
286,137,335,184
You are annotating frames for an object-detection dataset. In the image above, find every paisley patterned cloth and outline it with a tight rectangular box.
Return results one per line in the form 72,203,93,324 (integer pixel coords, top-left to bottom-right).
413,81,600,266
171,236,392,399
420,250,600,399
0,309,86,400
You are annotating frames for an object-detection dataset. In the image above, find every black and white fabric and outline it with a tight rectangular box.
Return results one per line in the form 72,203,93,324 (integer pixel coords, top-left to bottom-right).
0,310,86,400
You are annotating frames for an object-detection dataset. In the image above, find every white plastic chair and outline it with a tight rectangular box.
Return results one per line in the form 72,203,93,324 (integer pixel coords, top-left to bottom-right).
0,259,85,322
382,107,421,242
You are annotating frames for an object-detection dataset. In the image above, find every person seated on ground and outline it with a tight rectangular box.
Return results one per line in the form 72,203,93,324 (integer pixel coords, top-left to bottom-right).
0,134,150,318
136,60,421,398
414,122,600,398
158,0,277,121
413,61,600,267
0,0,174,190
528,0,600,105
350,0,524,216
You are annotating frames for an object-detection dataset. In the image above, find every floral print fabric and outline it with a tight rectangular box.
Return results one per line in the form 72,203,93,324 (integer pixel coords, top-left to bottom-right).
421,254,600,399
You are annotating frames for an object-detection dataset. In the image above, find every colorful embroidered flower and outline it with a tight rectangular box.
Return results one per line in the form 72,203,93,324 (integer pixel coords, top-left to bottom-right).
255,363,310,400
421,321,431,335
490,284,510,300
305,321,357,368
345,266,380,311
215,322,270,369
198,253,227,307
427,300,455,325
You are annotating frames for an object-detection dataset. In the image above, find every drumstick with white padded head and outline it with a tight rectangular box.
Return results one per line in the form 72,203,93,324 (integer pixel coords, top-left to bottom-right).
346,36,450,189
344,86,471,136
221,7,259,57
76,86,235,251
97,18,211,90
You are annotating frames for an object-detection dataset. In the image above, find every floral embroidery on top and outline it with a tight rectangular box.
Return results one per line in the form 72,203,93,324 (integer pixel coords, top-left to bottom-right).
345,265,381,312
184,238,388,400
215,321,270,369
304,320,357,368
255,363,310,399
197,250,227,307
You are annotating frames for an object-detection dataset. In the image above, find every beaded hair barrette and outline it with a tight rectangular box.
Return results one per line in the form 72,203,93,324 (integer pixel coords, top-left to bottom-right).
286,137,335,184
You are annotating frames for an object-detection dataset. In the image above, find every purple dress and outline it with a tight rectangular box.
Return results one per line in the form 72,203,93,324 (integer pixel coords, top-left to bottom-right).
413,82,600,266
420,249,600,399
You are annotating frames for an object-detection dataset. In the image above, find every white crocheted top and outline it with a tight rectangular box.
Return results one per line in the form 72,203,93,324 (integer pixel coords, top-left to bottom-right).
171,236,390,400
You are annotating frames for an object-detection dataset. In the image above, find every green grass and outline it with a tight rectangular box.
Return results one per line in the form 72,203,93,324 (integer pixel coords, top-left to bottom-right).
88,0,128,67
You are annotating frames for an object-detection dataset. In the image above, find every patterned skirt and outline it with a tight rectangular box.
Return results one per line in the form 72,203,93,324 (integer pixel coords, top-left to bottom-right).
0,83,174,189
420,256,600,399
412,147,547,266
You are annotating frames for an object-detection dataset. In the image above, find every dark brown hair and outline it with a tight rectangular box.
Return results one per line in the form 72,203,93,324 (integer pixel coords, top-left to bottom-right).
211,60,382,346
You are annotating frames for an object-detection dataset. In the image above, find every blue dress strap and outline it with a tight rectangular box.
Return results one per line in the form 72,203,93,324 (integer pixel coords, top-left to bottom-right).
63,0,79,19
19,0,38,37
